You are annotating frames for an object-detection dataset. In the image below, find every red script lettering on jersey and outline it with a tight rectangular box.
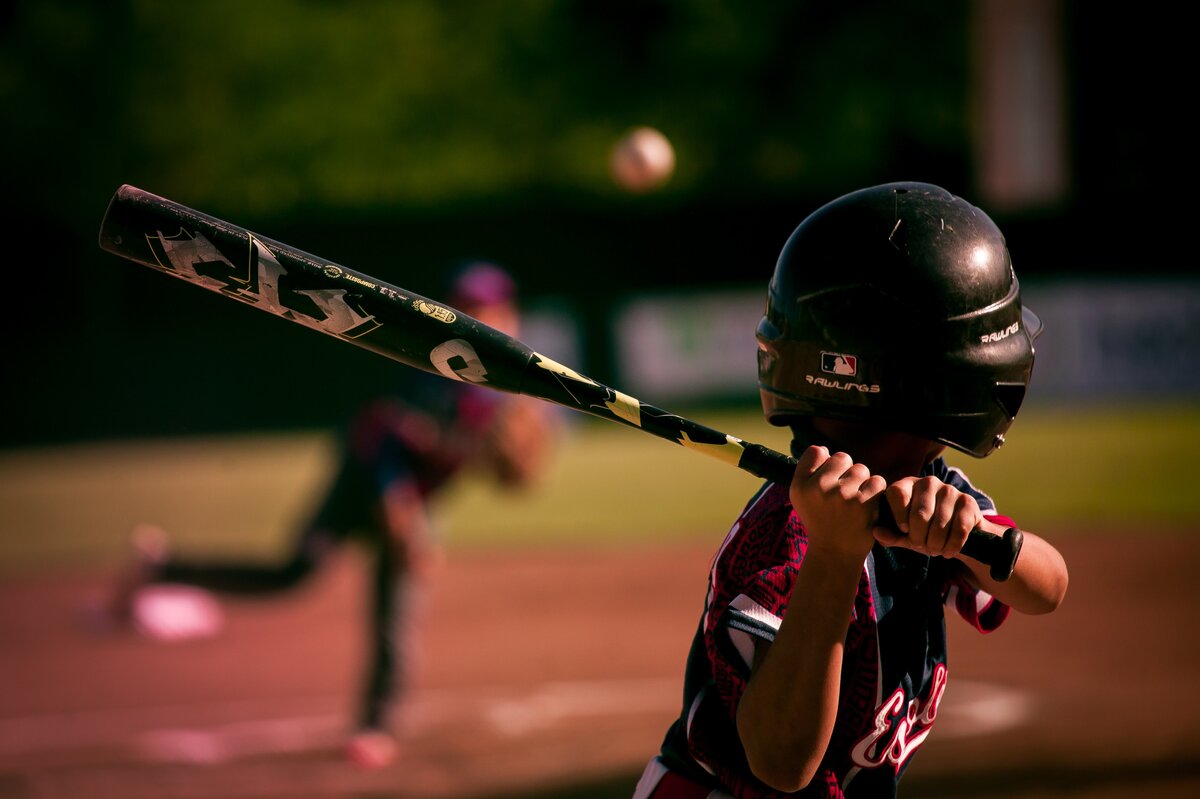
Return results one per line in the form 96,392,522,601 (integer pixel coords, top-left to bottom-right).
849,663,948,771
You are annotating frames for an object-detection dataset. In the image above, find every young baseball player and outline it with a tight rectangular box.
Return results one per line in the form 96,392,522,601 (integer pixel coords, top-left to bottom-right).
634,182,1069,798
107,260,559,769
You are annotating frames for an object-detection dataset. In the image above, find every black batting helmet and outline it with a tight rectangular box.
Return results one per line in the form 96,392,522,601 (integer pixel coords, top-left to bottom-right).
756,181,1042,458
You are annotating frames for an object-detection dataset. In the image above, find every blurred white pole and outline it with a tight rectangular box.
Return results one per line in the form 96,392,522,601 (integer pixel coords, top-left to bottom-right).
972,0,1069,211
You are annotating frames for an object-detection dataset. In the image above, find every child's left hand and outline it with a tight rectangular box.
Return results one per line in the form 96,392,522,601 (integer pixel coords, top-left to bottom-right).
875,476,983,557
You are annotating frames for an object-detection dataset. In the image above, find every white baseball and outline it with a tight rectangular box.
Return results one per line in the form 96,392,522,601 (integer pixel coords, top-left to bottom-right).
610,126,675,193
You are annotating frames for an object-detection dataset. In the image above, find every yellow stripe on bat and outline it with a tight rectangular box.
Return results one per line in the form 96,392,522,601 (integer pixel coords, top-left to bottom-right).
680,432,746,467
534,353,643,427
534,354,598,385
605,390,642,427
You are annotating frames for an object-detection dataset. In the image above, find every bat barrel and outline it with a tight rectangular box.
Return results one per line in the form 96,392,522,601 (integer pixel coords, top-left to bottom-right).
98,184,539,391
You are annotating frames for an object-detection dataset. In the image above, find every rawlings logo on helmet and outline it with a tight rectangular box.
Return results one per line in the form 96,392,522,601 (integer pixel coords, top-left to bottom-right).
805,374,881,393
980,321,1021,344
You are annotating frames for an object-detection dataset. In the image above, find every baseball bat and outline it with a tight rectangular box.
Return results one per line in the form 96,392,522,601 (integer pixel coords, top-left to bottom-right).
97,185,1022,581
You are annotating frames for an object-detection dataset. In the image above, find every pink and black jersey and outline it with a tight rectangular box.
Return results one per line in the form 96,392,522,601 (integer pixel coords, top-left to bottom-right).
639,458,1012,799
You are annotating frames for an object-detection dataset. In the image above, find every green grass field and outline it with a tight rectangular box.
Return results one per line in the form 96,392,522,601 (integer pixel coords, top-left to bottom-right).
1,402,1196,575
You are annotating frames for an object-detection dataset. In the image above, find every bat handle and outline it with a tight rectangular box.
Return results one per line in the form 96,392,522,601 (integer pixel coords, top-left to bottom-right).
963,525,1023,583
737,444,1022,581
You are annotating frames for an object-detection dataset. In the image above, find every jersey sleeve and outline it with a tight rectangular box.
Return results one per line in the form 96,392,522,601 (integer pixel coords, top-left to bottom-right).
708,489,806,683
723,560,797,672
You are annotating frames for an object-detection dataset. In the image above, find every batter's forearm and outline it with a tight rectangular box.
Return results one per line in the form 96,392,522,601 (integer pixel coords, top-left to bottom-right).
735,549,863,792
962,521,1068,614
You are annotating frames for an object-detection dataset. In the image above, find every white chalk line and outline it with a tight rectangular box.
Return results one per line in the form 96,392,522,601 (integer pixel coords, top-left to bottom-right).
936,679,1036,737
0,678,1033,765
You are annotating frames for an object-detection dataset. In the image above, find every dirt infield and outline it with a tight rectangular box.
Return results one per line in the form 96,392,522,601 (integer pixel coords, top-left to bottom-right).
1,533,1198,798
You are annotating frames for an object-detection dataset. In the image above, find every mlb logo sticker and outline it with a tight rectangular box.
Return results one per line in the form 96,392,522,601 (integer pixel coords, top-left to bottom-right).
821,352,858,376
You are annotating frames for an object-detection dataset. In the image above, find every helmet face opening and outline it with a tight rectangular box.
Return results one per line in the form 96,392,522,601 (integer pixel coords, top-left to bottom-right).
756,182,1040,458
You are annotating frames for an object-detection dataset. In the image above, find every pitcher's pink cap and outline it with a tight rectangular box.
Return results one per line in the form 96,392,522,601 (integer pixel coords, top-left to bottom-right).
448,260,517,308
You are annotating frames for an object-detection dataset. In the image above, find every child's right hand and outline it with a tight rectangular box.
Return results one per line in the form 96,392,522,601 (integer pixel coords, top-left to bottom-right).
789,445,887,561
